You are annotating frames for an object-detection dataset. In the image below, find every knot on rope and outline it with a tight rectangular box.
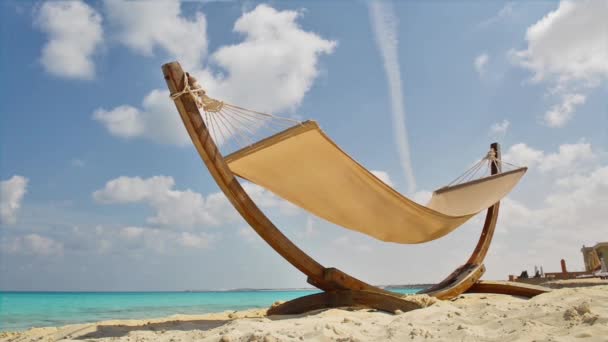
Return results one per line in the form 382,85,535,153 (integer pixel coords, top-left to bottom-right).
170,73,224,113
486,149,497,161
167,71,302,153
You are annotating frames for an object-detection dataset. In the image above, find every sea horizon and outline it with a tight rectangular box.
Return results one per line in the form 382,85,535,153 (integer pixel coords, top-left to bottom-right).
0,287,426,331
0,283,432,293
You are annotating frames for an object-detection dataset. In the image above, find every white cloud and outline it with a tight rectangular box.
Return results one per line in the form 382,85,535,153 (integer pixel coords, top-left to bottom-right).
240,182,300,216
97,4,335,146
93,176,175,204
511,0,607,127
478,2,514,28
1,175,29,225
104,0,207,70
497,164,608,254
93,176,216,227
502,143,544,168
333,236,372,253
237,227,260,244
116,226,169,253
412,190,432,205
93,105,145,139
240,219,320,244
474,53,489,76
370,170,394,187
120,226,145,239
503,141,596,173
513,0,608,84
489,119,510,136
177,232,214,249
71,159,86,167
93,175,297,229
543,93,586,127
497,197,537,231
541,141,596,172
296,215,318,239
93,90,189,145
70,223,220,254
543,166,608,232
197,4,336,113
35,0,103,80
1,234,64,256
368,1,416,194
97,239,112,254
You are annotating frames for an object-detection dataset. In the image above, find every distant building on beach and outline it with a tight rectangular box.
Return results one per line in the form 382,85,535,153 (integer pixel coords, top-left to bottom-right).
508,241,608,283
581,242,608,272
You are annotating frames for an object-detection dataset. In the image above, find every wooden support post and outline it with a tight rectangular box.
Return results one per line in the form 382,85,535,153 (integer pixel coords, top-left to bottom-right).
268,290,424,316
466,142,500,266
467,280,548,298
421,143,501,299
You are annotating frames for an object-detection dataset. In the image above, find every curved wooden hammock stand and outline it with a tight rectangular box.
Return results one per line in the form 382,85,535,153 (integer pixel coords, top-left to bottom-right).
162,62,547,315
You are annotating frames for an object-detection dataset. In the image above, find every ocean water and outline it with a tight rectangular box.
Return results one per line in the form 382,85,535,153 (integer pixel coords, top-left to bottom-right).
1,288,420,331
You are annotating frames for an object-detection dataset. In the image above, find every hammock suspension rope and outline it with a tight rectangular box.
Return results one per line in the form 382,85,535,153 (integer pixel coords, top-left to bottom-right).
171,73,522,189
170,73,301,153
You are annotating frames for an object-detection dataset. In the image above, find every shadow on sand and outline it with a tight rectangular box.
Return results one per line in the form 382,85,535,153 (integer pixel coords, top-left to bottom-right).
69,309,352,339
73,319,230,339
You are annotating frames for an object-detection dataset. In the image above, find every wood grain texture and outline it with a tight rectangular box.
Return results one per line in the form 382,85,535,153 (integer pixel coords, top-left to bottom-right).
467,142,501,266
421,264,486,300
267,290,424,316
467,280,549,298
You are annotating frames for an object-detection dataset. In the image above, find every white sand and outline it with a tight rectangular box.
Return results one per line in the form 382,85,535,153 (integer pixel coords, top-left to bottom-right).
2,285,607,342
542,278,608,289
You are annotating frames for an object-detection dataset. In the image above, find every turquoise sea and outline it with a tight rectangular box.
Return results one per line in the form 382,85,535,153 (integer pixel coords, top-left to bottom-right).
1,288,420,331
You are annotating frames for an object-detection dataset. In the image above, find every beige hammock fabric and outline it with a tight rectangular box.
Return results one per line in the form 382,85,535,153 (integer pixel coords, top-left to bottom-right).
226,121,526,244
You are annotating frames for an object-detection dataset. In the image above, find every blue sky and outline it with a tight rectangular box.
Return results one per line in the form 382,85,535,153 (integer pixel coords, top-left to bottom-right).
1,0,607,291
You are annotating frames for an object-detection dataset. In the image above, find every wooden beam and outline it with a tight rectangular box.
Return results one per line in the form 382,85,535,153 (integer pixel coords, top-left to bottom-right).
467,142,501,266
323,268,394,295
467,280,548,298
267,290,424,316
420,264,486,300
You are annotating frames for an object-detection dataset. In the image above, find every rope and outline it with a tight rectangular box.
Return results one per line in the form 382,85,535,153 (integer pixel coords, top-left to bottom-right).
169,73,303,154
447,158,486,187
170,73,203,102
444,147,524,188
170,73,527,177
224,103,301,125
170,73,225,113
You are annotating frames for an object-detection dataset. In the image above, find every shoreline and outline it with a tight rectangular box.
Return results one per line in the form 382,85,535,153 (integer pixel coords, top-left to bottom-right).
0,288,422,332
0,284,431,293
2,283,606,342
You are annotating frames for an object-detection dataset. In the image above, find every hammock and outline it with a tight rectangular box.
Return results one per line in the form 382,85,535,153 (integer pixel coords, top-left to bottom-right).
176,74,527,244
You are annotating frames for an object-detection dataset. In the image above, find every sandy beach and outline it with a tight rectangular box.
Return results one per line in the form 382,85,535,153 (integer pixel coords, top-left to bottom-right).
2,1,607,341
2,283,606,342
